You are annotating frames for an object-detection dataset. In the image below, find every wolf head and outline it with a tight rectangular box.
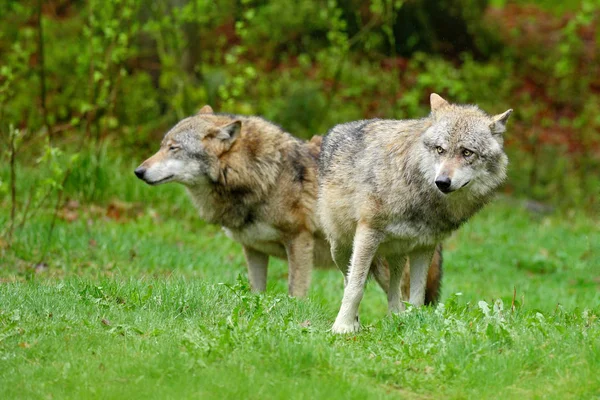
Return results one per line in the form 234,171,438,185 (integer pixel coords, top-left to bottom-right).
419,93,512,197
134,105,240,186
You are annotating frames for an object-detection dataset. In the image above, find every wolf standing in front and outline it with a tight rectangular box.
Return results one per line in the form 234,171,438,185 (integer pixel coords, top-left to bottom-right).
319,93,512,333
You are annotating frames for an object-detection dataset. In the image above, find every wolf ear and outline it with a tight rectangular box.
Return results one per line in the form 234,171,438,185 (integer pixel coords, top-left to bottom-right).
198,105,214,114
430,93,449,112
490,109,513,134
215,120,241,142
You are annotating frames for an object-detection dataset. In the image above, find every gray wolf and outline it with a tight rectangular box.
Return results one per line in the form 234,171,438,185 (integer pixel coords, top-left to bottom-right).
318,93,512,333
134,105,444,300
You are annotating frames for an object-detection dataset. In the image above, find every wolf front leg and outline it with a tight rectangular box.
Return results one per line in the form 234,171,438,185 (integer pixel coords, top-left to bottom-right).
331,239,360,324
285,230,314,297
332,224,383,334
408,247,436,306
242,246,269,292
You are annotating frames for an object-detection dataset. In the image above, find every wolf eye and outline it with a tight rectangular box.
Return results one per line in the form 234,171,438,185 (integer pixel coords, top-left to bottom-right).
169,145,180,151
462,149,473,157
436,146,445,154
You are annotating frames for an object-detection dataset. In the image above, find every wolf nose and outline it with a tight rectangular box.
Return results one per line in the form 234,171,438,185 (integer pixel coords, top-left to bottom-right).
134,167,146,180
435,176,452,193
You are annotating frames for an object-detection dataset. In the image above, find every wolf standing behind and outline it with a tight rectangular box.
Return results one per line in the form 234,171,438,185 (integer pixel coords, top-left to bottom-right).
134,105,322,297
318,93,512,333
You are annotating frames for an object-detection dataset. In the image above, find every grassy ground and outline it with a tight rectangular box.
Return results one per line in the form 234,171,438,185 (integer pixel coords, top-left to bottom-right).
0,155,599,399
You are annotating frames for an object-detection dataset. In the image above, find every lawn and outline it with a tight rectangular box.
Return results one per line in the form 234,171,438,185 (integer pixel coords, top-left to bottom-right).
0,157,599,399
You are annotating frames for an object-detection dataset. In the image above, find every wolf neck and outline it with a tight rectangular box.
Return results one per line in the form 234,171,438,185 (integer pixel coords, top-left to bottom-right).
439,191,489,227
185,182,256,229
387,184,491,239
406,158,492,233
185,131,281,229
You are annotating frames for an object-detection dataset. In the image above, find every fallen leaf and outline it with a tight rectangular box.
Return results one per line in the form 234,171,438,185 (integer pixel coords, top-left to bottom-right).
89,205,105,216
58,209,79,222
300,320,311,328
66,199,80,210
34,262,48,273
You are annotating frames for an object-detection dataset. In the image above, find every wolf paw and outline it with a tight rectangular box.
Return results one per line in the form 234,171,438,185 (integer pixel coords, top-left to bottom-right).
331,319,361,334
388,302,406,315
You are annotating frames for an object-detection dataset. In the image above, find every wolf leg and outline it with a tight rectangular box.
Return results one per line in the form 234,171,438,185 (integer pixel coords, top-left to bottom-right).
331,239,361,326
332,224,382,334
285,230,314,298
330,239,352,287
401,257,410,301
400,244,444,305
424,243,444,305
242,246,269,292
387,255,407,314
371,257,390,294
408,247,436,307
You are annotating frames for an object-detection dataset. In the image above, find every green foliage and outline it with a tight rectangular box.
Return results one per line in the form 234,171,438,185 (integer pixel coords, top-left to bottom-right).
0,7,38,133
236,1,333,60
0,0,598,207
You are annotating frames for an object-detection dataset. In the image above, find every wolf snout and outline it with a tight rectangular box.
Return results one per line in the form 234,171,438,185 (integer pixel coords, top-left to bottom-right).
134,166,146,180
435,176,452,193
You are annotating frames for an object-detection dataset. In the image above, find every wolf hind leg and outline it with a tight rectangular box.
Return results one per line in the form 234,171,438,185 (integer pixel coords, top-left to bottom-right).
424,243,444,305
285,230,314,298
408,247,436,307
386,255,408,314
243,246,269,292
370,257,390,294
330,239,352,287
332,224,383,334
399,243,444,305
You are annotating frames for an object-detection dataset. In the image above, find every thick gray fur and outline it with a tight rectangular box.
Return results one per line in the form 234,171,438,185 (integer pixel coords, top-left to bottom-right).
318,93,512,333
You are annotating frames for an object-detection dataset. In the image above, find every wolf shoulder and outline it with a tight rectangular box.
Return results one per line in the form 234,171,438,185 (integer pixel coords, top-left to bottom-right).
319,117,429,175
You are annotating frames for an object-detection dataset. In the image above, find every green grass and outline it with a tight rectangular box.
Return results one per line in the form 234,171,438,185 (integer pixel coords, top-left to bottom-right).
1,152,599,399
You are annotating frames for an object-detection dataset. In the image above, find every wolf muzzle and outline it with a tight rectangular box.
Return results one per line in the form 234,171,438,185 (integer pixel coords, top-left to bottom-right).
134,167,146,180
435,176,452,193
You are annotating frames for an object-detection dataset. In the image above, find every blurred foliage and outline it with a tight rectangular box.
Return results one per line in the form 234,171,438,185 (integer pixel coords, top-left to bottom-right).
0,0,599,209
